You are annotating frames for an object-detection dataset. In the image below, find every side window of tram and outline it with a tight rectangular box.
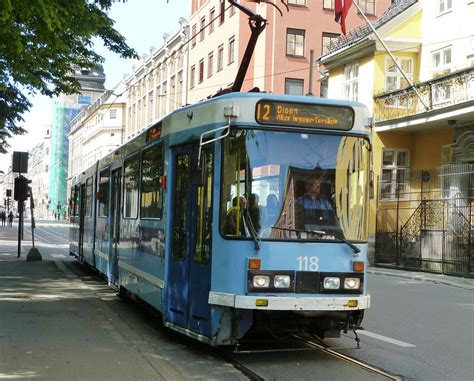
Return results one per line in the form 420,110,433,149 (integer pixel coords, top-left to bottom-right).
124,155,139,218
70,187,76,217
98,169,109,217
85,177,93,217
72,186,80,216
194,150,213,264
140,144,164,219
172,154,189,260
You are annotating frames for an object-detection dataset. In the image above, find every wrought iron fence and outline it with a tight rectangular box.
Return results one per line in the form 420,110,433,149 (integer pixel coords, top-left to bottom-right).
375,163,473,277
373,67,474,123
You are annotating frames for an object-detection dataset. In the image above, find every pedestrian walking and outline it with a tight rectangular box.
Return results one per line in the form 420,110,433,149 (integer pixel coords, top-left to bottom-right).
8,211,14,226
1,211,6,226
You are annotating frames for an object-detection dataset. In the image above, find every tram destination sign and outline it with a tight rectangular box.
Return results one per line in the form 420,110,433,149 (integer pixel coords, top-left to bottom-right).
255,100,354,130
146,122,162,143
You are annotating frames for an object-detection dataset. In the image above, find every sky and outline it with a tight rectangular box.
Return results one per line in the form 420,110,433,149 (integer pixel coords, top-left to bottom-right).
0,0,190,174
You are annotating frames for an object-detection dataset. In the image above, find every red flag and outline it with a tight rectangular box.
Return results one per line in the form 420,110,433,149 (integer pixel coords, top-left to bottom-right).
335,0,353,35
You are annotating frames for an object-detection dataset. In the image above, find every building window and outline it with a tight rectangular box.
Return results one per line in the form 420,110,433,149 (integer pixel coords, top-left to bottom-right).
176,71,183,108
285,78,304,95
357,0,375,15
322,32,339,55
431,47,452,104
468,54,474,67
286,28,305,57
323,0,334,10
384,57,413,108
228,36,235,64
431,46,452,75
208,51,214,78
190,65,196,89
109,109,117,119
438,0,452,14
200,16,206,42
78,95,91,105
124,155,139,218
343,63,359,101
148,90,154,122
288,0,306,5
191,24,197,48
199,59,204,83
217,44,224,71
209,7,215,33
380,149,410,200
229,3,236,16
219,0,225,25
385,57,413,91
161,82,167,116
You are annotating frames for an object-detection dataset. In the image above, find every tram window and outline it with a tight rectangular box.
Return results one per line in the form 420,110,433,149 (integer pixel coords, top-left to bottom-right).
72,186,80,217
220,130,370,241
85,177,93,217
172,154,189,260
140,144,164,219
194,150,213,264
98,169,109,217
124,154,139,219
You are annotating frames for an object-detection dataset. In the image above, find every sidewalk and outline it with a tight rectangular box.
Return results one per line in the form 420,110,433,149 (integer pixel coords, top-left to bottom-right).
367,266,474,290
0,224,246,381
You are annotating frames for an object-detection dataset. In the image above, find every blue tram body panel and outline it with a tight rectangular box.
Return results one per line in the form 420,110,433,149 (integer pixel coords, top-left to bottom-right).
69,93,372,346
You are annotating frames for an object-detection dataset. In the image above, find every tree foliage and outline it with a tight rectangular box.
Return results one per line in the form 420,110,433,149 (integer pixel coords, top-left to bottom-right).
0,0,138,153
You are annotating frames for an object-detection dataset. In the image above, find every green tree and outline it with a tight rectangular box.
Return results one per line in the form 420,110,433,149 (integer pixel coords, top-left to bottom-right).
0,0,138,153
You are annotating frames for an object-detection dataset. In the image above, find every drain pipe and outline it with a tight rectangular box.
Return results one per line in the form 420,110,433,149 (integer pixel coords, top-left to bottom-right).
306,49,314,96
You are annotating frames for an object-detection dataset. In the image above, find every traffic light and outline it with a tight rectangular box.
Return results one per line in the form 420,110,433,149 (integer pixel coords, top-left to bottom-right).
14,176,31,202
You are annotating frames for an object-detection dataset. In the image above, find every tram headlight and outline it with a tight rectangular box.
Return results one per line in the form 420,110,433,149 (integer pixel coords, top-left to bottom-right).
344,277,360,290
253,275,270,288
323,277,340,290
274,275,291,288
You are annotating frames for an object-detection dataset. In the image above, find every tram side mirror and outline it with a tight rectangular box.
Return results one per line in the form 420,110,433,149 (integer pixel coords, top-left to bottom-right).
191,152,207,186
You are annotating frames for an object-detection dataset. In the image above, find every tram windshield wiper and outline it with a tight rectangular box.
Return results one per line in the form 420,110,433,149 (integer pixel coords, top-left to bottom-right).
270,226,360,255
243,209,261,251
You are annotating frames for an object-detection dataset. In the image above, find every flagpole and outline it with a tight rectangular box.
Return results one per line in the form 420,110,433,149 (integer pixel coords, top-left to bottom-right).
351,1,430,111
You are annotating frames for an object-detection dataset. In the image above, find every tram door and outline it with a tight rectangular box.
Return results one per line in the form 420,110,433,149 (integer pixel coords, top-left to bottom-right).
167,144,213,337
78,183,86,262
109,168,122,285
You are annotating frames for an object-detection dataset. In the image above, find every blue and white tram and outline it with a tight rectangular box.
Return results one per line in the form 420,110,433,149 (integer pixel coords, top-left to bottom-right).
69,93,372,345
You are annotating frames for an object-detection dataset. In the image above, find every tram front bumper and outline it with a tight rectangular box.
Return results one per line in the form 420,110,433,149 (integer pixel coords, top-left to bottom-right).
208,292,370,311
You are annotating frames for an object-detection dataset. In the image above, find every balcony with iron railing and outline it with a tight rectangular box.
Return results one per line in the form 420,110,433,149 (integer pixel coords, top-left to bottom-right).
373,67,474,124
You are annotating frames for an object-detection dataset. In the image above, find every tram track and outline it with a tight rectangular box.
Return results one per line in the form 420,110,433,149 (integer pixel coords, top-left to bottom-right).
215,349,266,381
221,334,401,381
292,334,401,381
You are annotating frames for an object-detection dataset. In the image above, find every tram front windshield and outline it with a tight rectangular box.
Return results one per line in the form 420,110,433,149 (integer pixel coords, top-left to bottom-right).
220,129,370,242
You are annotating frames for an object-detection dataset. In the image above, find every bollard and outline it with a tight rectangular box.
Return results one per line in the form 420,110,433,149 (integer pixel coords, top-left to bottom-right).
26,247,42,261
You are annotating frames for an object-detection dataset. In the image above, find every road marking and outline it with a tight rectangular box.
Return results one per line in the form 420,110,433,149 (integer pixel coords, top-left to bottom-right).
51,254,66,259
357,330,416,347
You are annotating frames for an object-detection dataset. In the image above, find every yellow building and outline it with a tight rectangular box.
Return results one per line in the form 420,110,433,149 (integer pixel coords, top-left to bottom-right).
318,0,473,276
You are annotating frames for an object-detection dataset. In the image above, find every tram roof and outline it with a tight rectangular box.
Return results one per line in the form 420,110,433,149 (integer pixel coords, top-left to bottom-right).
161,92,371,136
